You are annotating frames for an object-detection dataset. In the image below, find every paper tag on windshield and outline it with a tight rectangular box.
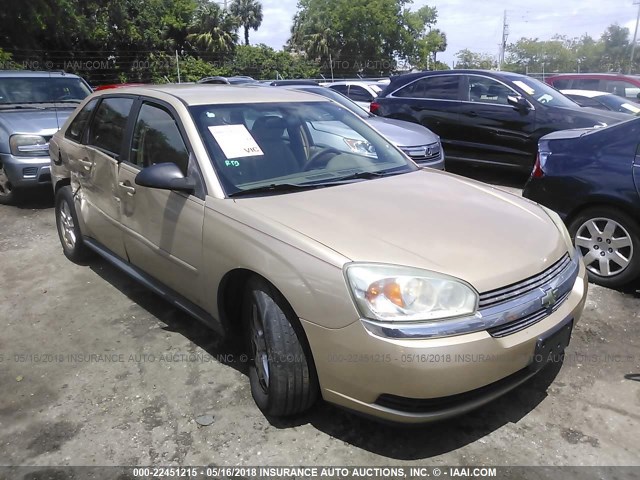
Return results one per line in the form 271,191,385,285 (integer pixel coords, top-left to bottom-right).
208,124,264,158
512,80,535,96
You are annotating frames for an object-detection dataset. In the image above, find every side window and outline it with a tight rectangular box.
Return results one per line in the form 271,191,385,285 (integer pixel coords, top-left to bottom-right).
607,80,640,99
573,78,600,90
130,103,190,175
551,79,570,89
395,76,460,100
347,86,373,102
329,85,349,95
65,99,98,143
467,77,515,105
88,97,134,158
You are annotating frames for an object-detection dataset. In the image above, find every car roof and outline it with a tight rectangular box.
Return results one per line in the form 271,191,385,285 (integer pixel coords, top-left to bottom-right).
388,69,529,84
327,81,380,86
547,73,640,81
0,70,83,79
561,89,609,98
93,84,330,105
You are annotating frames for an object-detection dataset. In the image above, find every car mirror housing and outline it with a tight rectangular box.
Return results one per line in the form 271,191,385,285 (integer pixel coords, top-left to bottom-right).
507,95,530,111
135,162,195,194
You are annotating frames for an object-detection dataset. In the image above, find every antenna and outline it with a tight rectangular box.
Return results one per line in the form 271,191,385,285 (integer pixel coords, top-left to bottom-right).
49,70,61,131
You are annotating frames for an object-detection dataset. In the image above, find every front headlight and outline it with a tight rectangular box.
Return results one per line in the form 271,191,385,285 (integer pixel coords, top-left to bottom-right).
344,263,478,322
343,137,376,156
542,206,575,259
9,134,49,157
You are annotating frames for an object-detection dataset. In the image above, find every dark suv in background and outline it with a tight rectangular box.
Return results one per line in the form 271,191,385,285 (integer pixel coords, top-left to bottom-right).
0,70,92,204
372,70,628,171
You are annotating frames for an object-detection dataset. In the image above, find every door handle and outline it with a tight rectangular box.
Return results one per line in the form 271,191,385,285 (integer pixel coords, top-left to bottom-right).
118,182,136,196
465,111,478,117
77,158,93,171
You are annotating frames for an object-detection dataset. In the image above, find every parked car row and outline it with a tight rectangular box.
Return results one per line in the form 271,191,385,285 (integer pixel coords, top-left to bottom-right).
48,83,588,424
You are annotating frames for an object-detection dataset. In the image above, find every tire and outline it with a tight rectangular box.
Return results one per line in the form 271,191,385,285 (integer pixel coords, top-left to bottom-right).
568,207,640,287
242,276,319,417
55,186,92,263
0,164,17,205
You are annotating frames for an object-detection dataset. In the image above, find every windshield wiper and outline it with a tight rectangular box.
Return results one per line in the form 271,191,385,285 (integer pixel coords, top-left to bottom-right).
316,168,408,185
228,182,325,197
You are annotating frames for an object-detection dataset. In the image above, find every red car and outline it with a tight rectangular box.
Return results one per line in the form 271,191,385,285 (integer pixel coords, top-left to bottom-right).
93,83,145,91
545,73,640,103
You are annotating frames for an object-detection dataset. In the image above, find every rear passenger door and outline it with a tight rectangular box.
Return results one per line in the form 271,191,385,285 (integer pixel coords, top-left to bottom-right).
81,96,133,258
117,100,206,306
388,74,464,157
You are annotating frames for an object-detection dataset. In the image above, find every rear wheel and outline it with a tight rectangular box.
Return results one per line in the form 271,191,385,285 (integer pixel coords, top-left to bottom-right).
0,165,16,205
242,276,318,417
568,207,640,287
55,186,92,263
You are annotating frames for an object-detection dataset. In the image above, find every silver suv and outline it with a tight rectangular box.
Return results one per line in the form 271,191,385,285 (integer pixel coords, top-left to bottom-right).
0,70,91,204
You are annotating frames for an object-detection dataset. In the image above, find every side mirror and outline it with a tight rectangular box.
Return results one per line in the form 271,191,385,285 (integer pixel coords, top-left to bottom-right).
135,162,195,194
507,95,530,111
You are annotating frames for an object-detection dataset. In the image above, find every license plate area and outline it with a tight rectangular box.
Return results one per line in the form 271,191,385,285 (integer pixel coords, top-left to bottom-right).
530,318,573,372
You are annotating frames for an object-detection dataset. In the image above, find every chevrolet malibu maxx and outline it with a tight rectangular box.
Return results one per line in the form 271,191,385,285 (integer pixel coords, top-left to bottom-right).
50,85,587,423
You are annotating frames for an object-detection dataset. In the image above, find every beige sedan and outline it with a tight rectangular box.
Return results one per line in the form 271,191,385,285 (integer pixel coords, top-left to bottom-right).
49,85,587,423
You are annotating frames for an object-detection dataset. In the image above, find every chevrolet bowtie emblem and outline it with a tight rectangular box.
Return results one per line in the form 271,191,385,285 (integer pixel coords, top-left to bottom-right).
541,287,560,312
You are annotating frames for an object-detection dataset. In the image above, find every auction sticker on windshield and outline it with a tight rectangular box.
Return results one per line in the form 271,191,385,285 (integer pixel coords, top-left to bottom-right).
208,124,264,158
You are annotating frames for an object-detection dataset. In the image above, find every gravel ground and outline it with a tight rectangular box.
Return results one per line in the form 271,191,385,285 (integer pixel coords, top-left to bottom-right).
0,168,638,471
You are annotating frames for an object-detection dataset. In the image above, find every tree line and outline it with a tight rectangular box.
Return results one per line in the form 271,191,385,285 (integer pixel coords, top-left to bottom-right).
454,24,638,74
0,0,447,84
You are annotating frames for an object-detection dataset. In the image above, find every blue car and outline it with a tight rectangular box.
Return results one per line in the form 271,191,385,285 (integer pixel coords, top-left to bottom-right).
0,70,92,204
523,118,640,287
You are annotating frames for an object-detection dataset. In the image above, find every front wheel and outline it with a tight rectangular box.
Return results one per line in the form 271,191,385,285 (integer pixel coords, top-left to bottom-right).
568,207,640,287
55,186,92,263
242,276,319,417
0,165,17,205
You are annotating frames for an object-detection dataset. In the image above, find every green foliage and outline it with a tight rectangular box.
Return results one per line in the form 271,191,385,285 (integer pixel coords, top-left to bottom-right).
229,0,264,46
288,0,444,75
0,48,22,70
500,25,637,74
187,2,239,56
232,44,319,79
454,49,496,70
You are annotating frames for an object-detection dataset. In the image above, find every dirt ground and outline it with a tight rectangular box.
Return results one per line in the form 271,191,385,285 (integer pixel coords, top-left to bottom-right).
0,167,638,471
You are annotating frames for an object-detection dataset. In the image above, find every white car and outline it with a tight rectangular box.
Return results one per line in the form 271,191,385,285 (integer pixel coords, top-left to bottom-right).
325,81,386,109
561,89,640,115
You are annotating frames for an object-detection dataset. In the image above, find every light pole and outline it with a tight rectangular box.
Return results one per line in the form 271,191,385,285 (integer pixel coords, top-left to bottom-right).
629,1,640,74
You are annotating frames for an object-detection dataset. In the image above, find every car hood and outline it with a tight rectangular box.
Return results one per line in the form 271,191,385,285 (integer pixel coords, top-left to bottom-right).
0,107,73,136
551,105,629,127
367,116,439,147
237,170,567,293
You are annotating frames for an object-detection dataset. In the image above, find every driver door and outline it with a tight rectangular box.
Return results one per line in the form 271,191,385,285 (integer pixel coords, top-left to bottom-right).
117,101,206,306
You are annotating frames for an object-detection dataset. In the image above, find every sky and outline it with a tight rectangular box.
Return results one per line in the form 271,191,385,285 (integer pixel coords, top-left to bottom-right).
249,0,640,67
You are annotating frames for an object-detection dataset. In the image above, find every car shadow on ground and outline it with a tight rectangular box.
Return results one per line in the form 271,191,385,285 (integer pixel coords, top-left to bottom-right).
13,186,54,209
87,257,249,377
267,361,562,460
445,163,530,190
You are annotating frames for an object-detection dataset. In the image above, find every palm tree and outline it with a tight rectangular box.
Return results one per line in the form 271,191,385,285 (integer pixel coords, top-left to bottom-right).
229,0,263,46
187,2,239,55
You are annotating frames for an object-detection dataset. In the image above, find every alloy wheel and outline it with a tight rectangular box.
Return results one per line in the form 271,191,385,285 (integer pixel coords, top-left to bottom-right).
575,217,633,277
59,200,77,250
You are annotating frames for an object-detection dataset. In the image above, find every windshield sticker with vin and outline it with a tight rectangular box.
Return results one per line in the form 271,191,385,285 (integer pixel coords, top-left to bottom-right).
208,124,264,159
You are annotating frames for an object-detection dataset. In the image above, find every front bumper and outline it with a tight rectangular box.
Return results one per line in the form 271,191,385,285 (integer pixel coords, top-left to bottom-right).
302,258,587,423
0,153,52,188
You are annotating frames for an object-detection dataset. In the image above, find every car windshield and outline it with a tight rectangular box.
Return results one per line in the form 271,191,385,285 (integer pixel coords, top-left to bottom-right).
599,94,640,114
511,77,578,108
0,77,91,105
190,101,417,196
294,87,370,119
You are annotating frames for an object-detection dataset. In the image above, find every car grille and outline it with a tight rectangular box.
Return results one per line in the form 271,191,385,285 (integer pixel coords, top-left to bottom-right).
401,142,441,163
479,254,572,309
479,253,575,337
